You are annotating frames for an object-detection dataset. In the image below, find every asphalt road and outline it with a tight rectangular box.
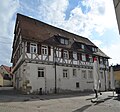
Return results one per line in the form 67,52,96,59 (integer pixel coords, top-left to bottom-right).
0,88,120,112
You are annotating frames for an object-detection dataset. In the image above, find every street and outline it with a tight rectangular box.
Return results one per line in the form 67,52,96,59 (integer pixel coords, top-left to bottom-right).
0,88,120,112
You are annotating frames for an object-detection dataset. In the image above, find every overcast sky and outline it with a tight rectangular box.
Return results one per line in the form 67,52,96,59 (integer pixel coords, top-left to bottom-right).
0,0,120,66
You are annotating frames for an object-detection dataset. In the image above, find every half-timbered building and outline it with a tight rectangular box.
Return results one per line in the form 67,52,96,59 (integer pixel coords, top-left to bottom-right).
11,13,110,94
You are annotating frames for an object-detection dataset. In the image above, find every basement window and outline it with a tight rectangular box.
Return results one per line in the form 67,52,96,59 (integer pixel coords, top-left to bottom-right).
38,68,44,77
76,82,79,88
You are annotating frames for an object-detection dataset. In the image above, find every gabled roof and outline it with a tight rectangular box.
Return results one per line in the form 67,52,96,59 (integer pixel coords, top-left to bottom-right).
93,49,110,58
14,13,110,59
16,13,96,46
1,65,11,74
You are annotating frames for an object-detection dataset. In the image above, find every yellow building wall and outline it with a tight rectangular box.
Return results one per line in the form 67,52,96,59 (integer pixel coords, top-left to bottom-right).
0,66,9,75
0,66,12,87
3,80,12,86
0,74,3,86
114,71,120,81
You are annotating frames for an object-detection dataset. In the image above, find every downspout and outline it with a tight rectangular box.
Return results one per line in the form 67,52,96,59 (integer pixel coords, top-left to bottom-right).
103,64,106,91
54,48,57,94
55,61,57,94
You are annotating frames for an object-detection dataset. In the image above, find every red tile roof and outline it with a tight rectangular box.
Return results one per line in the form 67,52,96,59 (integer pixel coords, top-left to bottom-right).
2,65,11,73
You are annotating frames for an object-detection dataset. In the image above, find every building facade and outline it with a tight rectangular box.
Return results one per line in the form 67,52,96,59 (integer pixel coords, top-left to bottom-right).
11,13,110,94
113,64,120,88
0,65,12,87
113,0,120,34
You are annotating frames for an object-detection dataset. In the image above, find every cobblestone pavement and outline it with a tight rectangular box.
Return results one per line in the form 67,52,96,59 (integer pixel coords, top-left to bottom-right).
0,89,120,112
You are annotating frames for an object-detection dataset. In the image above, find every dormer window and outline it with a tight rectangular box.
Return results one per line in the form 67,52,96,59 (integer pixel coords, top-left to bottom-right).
60,38,69,45
92,47,97,52
81,44,85,49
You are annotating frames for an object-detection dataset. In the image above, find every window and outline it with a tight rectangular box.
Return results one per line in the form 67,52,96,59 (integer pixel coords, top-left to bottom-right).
88,71,93,79
81,44,85,49
65,39,69,45
42,45,48,55
38,68,44,77
92,47,97,52
73,69,77,76
104,59,108,66
82,70,86,79
82,54,86,61
61,38,64,44
76,82,79,88
100,57,103,64
89,55,93,62
73,52,77,60
60,38,69,45
63,69,68,78
63,50,68,59
30,43,37,53
100,72,104,79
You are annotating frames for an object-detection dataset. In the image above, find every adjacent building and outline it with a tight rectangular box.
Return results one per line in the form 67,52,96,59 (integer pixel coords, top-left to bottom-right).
113,64,120,88
11,13,110,94
113,0,120,34
0,65,12,87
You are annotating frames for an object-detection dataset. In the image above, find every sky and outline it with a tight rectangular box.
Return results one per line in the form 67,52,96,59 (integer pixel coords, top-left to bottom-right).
0,0,120,66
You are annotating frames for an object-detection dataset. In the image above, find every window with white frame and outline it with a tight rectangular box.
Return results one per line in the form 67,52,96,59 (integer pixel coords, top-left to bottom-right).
30,43,37,53
92,47,97,52
73,69,77,77
81,44,85,49
63,69,68,78
88,71,93,79
100,57,103,64
38,68,44,77
82,54,86,61
63,50,68,59
65,39,69,45
82,70,87,79
60,38,69,45
73,52,77,60
42,45,48,55
60,38,64,44
89,55,93,62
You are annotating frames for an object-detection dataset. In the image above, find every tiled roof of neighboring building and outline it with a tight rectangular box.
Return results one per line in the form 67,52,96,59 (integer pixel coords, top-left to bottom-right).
1,65,11,74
